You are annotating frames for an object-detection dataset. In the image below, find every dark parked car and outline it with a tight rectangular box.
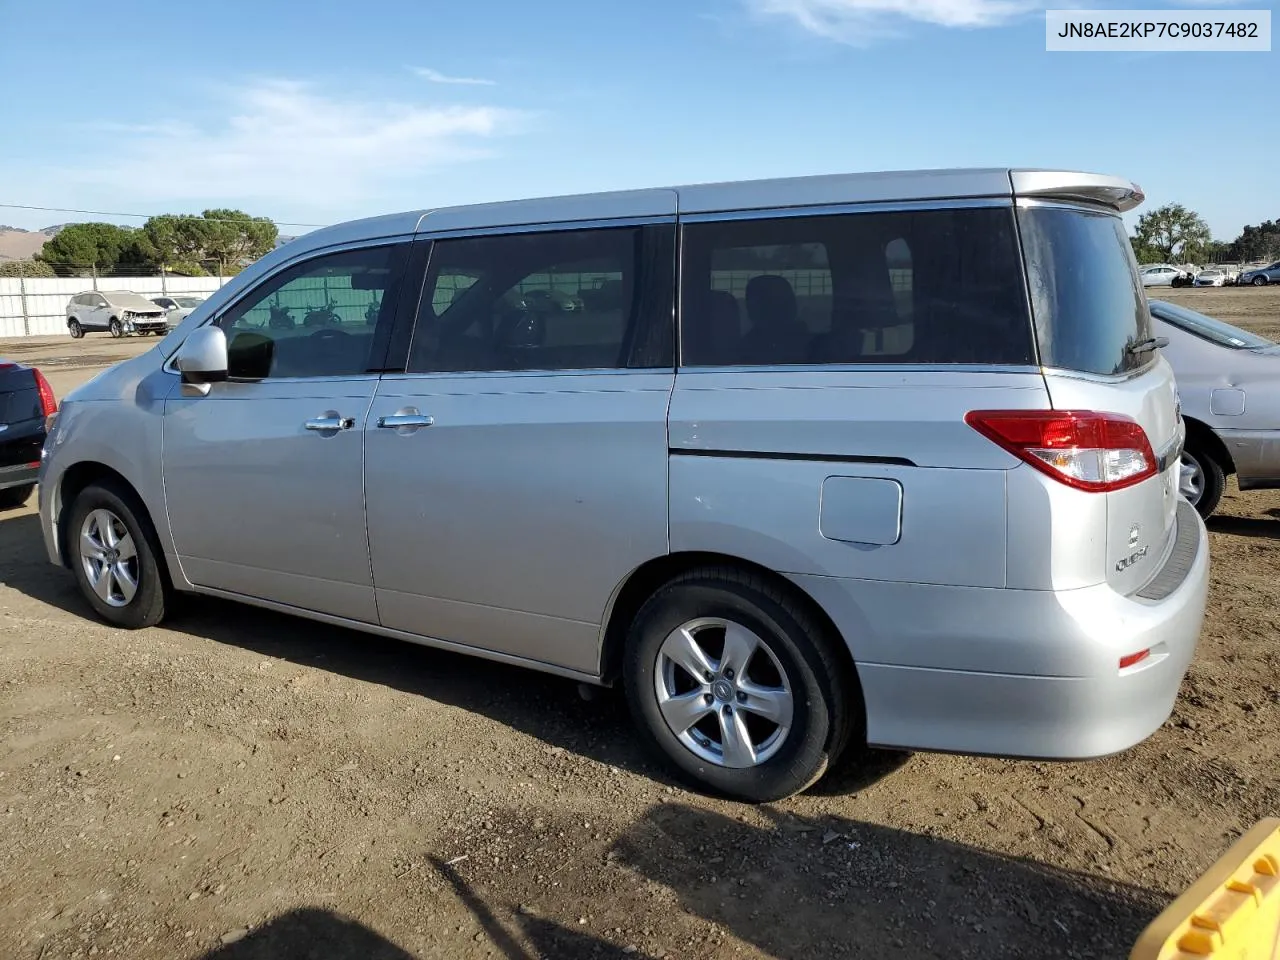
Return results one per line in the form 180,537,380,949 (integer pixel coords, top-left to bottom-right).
0,359,58,509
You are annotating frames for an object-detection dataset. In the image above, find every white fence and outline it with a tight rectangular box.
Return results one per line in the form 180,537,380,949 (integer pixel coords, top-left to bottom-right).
0,276,230,338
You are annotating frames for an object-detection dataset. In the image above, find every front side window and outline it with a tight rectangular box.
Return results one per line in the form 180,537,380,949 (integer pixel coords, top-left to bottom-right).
408,225,674,373
680,207,1033,367
216,244,405,380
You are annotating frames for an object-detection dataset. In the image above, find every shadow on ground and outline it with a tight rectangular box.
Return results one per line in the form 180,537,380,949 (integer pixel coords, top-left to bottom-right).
411,803,1168,959
1209,512,1280,540
604,804,1165,958
0,508,909,798
201,909,415,960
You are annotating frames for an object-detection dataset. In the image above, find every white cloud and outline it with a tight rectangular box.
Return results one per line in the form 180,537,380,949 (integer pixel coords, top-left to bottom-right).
746,0,1045,41
411,67,498,86
54,79,527,215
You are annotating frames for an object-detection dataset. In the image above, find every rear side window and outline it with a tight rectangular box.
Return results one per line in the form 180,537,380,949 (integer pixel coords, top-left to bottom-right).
408,225,674,373
680,207,1033,367
1019,206,1151,376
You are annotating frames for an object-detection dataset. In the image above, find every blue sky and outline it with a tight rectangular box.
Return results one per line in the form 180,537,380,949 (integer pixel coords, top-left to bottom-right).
0,0,1273,239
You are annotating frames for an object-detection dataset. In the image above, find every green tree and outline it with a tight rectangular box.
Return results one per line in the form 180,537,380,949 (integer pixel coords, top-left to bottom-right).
37,222,135,271
1227,220,1280,263
1132,203,1212,263
198,209,278,275
142,214,207,269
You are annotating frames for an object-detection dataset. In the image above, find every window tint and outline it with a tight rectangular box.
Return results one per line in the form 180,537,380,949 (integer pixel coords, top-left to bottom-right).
680,207,1033,367
1019,207,1151,376
217,244,405,380
408,225,673,373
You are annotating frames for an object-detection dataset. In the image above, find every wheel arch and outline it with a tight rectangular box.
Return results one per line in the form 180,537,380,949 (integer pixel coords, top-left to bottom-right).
54,462,159,570
1183,416,1235,475
598,551,862,698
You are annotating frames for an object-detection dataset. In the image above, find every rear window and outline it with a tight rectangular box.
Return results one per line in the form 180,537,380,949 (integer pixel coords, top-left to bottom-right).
1019,206,1152,376
680,207,1034,367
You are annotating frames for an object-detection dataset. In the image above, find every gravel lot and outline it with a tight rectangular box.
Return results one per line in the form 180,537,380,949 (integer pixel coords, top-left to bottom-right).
3,287,1279,960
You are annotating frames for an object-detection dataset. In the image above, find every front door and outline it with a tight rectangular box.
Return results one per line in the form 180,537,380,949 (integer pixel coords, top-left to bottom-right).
162,242,409,622
364,222,676,675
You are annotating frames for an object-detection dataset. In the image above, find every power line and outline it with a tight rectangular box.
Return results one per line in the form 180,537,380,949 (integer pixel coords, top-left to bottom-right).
0,202,326,229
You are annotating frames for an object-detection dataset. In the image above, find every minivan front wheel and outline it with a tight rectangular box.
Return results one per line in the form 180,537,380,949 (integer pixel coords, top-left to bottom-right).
67,481,168,628
108,318,124,338
624,569,852,802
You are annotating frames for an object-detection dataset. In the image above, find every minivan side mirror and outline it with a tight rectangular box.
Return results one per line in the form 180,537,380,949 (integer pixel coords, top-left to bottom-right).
176,326,228,397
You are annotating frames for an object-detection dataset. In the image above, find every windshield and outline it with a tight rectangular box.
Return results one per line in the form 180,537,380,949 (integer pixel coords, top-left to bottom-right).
1150,300,1275,349
1018,205,1152,375
174,297,204,308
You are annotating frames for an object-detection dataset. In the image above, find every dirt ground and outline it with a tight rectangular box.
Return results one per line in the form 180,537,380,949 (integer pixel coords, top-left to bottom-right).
2,288,1279,960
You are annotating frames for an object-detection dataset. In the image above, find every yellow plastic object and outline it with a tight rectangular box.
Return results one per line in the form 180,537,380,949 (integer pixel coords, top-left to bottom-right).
1131,817,1280,960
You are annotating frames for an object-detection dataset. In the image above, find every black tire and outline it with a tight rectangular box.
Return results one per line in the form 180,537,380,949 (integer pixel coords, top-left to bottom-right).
108,318,124,338
623,567,856,803
1182,445,1226,519
65,480,170,628
0,484,34,510
1254,276,1269,287
68,319,84,339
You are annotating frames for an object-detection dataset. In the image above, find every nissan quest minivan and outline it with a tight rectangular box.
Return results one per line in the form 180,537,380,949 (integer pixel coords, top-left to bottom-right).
39,168,1209,802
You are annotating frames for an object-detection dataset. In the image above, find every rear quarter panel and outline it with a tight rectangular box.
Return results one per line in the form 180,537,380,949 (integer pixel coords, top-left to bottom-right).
667,368,1052,590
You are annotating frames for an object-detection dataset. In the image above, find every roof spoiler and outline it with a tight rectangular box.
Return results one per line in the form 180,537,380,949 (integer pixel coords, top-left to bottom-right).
1010,170,1145,212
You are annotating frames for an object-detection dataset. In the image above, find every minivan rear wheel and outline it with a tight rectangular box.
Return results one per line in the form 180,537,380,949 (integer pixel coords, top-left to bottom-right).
66,481,169,629
623,568,853,803
1180,446,1225,519
68,319,84,339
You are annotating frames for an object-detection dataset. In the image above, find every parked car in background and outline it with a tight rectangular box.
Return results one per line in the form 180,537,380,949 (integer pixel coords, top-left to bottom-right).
39,167,1208,803
0,358,58,510
1239,261,1280,287
1141,264,1188,287
1193,269,1228,287
150,296,206,324
66,291,169,338
1150,299,1280,517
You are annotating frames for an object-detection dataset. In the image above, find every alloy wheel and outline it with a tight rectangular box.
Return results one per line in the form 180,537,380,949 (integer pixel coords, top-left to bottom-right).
79,508,139,608
653,617,794,769
1179,453,1205,505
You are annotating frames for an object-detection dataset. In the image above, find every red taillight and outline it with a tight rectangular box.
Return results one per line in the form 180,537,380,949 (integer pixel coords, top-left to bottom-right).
965,409,1157,493
1119,649,1150,670
32,368,58,418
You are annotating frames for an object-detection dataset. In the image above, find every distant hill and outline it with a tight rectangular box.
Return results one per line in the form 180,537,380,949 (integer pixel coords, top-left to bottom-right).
0,229,50,261
0,223,68,260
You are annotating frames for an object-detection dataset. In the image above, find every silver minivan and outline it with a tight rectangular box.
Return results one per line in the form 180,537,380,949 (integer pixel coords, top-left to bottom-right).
38,168,1210,802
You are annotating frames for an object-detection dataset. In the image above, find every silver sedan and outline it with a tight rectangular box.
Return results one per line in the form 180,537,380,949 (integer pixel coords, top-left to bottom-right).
1151,298,1280,517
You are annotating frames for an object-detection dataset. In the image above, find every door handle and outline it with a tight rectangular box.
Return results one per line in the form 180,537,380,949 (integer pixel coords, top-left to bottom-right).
376,414,434,429
304,415,355,432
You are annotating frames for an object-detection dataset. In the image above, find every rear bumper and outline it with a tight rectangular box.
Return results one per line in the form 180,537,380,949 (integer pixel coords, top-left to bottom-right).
791,500,1209,760
0,461,39,491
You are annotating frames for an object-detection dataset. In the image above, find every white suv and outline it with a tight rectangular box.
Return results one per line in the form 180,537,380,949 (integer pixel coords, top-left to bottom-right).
66,291,169,338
